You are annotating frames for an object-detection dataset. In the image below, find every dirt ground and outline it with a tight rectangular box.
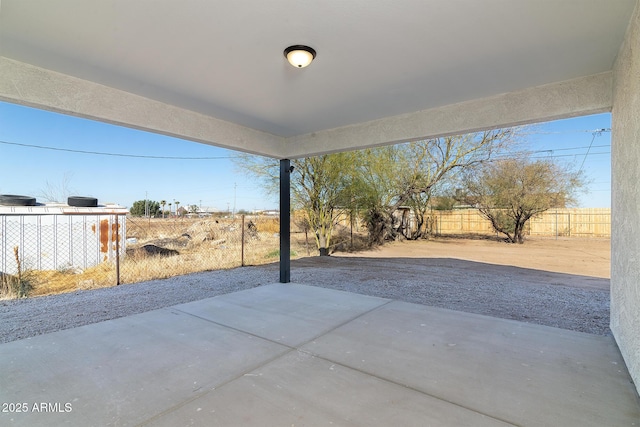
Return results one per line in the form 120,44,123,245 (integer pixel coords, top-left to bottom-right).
0,236,612,343
281,236,611,335
335,236,611,283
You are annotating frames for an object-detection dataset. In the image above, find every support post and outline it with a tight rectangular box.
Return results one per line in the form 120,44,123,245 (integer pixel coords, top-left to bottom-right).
115,215,121,286
241,214,245,267
279,159,291,283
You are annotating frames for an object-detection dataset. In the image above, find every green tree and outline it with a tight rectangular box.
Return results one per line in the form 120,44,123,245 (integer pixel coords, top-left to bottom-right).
234,153,356,256
160,200,166,218
234,128,518,251
462,158,584,243
293,153,356,255
188,204,199,214
431,194,458,211
357,129,518,243
130,200,161,217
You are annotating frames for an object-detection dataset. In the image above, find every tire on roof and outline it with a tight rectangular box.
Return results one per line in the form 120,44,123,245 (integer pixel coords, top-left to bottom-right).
67,196,98,207
0,194,37,206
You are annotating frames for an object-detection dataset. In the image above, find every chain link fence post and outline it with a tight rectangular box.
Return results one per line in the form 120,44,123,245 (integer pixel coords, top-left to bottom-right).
115,214,120,285
241,214,245,267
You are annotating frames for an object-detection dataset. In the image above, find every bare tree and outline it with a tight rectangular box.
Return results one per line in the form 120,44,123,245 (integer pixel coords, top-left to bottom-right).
234,128,519,251
359,129,519,244
462,158,584,243
40,172,76,203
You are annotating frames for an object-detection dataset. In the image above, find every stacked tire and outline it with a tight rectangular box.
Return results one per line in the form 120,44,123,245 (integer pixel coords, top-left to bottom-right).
0,195,37,206
67,197,98,207
0,195,99,207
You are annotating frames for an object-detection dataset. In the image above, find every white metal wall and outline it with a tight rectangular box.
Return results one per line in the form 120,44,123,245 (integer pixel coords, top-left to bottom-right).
1,214,126,275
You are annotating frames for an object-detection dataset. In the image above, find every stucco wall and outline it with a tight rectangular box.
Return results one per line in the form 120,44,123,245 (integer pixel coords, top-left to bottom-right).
0,58,286,158
611,0,640,394
286,73,612,158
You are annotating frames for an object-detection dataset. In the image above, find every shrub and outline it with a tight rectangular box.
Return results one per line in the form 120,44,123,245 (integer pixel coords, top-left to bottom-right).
0,247,34,299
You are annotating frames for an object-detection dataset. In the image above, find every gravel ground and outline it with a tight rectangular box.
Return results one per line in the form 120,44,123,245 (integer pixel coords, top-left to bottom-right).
0,255,610,344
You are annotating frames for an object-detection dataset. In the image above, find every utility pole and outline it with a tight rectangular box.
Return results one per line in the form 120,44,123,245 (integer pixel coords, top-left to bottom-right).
233,182,237,218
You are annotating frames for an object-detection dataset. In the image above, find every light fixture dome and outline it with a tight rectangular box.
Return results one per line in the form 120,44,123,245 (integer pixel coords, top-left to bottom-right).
284,45,316,68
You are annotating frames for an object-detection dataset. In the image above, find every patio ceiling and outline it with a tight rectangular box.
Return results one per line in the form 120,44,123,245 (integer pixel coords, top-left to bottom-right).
0,0,636,158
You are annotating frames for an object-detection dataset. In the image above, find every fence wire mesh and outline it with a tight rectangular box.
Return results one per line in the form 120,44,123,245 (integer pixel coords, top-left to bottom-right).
2,208,611,299
122,215,284,281
1,214,309,299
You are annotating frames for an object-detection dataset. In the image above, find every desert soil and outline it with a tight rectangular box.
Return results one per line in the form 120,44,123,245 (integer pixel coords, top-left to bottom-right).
335,236,610,281
0,237,611,343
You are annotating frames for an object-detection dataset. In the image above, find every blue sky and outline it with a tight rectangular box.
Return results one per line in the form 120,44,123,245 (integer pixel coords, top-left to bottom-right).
522,114,611,208
0,101,273,212
0,101,611,210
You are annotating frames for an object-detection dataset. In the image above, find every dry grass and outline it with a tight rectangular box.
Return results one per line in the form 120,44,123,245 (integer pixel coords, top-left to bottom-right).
0,216,364,299
3,216,308,298
29,263,115,297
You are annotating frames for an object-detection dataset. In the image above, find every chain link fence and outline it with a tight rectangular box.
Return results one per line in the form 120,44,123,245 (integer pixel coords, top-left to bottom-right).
1,213,309,299
122,214,286,282
2,206,611,299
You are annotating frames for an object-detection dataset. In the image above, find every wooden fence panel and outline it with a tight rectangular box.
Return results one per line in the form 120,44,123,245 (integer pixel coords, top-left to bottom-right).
429,208,610,238
333,208,610,238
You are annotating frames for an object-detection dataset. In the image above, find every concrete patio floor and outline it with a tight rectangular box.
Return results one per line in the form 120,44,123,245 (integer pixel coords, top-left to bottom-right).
0,284,638,426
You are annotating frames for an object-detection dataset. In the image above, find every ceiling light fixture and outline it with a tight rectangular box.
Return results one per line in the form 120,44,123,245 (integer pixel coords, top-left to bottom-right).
284,45,316,68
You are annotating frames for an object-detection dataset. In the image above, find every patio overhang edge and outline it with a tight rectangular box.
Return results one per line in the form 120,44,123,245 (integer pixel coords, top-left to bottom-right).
1,56,613,160
0,57,286,159
283,72,613,159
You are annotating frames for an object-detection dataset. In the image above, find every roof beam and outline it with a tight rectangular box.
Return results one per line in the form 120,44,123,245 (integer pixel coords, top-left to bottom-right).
1,57,612,160
0,57,285,158
283,72,613,158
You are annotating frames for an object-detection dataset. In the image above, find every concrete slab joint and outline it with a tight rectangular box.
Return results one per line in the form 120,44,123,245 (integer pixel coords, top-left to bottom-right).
0,284,638,426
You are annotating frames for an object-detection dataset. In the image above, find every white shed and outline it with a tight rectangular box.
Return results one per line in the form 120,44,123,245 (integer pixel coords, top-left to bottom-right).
0,202,128,275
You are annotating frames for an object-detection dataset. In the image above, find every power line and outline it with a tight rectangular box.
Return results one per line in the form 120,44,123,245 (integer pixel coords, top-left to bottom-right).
578,129,606,172
0,140,237,160
533,144,609,152
2,138,611,161
1,127,612,162
495,144,610,159
493,149,610,161
527,127,611,135
531,151,610,160
481,152,609,166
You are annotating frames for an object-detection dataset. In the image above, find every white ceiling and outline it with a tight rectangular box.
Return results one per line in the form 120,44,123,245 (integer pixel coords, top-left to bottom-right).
0,0,636,138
